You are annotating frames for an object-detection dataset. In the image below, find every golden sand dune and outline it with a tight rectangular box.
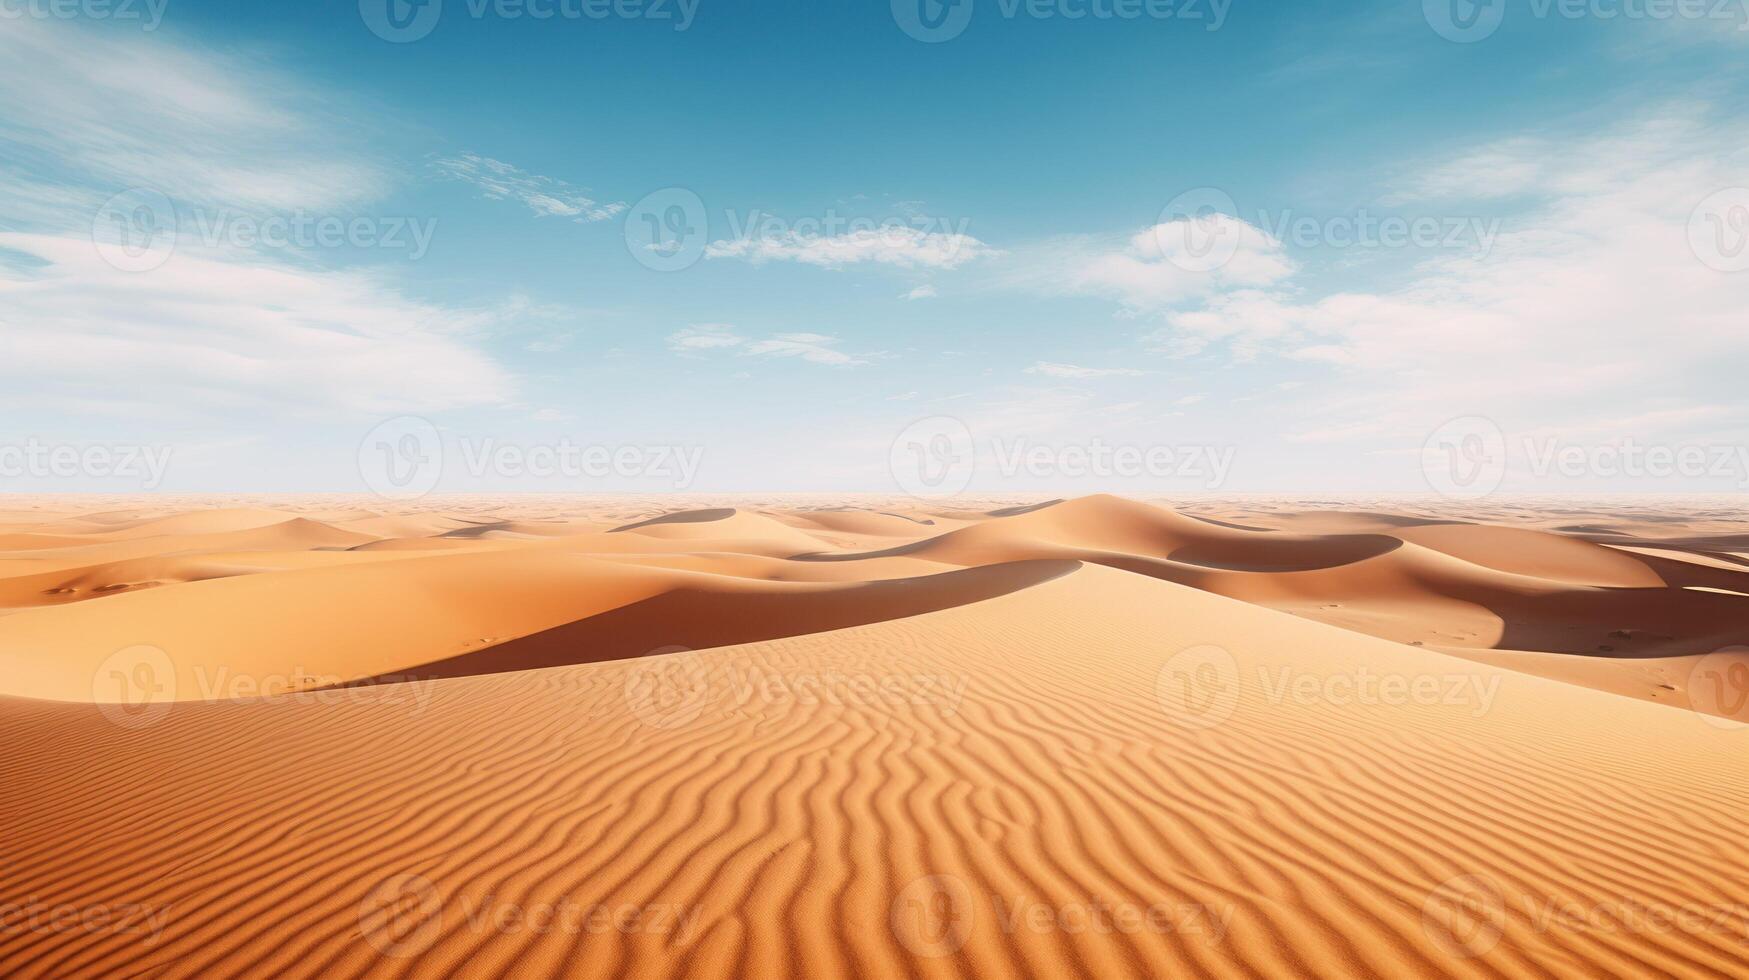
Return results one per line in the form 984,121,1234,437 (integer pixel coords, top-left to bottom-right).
2,494,1747,978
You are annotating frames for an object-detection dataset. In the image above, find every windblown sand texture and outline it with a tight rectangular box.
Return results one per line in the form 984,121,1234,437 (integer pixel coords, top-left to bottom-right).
2,494,1747,978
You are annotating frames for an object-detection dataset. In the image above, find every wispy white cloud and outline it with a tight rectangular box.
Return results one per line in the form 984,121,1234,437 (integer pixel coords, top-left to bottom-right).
435,153,625,221
667,323,745,352
1152,111,1749,447
666,325,867,366
1025,361,1146,379
901,284,939,300
744,333,866,366
0,21,517,419
0,19,387,217
0,232,513,416
1006,218,1294,310
706,226,996,269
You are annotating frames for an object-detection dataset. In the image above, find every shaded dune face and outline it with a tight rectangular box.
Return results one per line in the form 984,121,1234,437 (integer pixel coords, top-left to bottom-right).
1,494,1748,713
332,560,1078,687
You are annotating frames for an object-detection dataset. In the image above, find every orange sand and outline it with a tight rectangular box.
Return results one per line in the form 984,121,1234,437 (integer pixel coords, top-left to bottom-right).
2,494,1746,978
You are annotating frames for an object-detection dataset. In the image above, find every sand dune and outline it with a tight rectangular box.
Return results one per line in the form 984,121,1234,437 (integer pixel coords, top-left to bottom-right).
2,494,1747,978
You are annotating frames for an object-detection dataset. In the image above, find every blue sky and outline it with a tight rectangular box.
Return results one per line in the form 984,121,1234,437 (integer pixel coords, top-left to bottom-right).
2,1,1748,494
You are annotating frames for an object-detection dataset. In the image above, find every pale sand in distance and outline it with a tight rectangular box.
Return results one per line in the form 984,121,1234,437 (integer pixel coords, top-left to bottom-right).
2,494,1747,978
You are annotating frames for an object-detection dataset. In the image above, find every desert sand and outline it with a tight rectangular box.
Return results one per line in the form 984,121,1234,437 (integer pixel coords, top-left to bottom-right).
2,494,1747,978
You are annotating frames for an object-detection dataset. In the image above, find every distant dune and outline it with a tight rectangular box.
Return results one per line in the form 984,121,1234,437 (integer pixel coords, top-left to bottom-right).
2,494,1747,978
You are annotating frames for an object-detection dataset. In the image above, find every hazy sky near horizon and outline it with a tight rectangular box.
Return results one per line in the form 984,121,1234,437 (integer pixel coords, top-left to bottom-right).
2,1,1748,495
